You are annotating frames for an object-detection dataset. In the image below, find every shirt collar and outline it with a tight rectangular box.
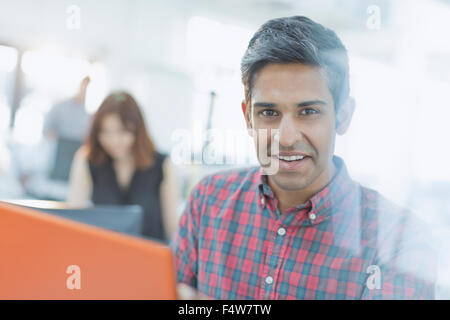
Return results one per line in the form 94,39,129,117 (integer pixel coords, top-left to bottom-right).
256,155,357,223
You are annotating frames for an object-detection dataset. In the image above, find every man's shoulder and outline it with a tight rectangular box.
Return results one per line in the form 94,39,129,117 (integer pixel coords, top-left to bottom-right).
52,99,73,109
47,100,70,116
192,166,260,197
358,184,422,224
51,99,86,113
359,184,437,285
357,184,421,230
357,183,435,254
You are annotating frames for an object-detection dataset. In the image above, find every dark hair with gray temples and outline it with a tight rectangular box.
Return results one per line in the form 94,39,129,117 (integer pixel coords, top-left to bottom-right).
241,16,350,112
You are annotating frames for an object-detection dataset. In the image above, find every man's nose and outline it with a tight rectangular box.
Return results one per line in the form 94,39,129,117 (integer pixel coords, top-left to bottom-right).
276,116,302,147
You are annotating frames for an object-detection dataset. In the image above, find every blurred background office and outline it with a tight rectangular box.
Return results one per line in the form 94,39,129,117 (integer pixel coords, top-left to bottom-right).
0,0,449,297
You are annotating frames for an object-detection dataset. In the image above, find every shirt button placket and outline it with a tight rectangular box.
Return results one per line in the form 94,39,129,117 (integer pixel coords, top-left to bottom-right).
262,275,274,299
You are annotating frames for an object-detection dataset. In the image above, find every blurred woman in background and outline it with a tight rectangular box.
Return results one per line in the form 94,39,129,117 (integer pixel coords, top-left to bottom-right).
68,91,180,242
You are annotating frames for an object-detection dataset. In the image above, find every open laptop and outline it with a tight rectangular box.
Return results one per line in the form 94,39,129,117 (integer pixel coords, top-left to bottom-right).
0,201,178,299
6,200,145,238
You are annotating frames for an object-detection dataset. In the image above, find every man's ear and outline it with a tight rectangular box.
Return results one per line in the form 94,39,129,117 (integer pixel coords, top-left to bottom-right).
336,96,355,135
242,100,253,136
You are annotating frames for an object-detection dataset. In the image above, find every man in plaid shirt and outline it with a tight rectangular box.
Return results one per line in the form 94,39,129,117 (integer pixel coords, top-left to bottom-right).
172,16,436,299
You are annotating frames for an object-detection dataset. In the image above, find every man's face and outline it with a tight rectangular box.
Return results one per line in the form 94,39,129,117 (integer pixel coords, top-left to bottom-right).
245,63,337,191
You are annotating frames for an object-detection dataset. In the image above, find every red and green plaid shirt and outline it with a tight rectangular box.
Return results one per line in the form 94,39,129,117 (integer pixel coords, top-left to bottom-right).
172,156,436,299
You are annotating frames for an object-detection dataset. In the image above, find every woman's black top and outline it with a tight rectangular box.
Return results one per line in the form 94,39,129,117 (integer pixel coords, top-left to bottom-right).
88,152,167,241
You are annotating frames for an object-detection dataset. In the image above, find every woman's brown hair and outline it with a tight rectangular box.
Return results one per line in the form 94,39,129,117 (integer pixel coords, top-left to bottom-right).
85,91,156,169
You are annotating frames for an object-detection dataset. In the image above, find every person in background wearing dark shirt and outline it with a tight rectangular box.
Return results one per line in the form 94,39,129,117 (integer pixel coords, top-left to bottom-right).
172,16,437,299
68,92,180,242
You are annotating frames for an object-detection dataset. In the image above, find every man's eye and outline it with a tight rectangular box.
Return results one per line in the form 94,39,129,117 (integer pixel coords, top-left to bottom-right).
259,110,278,117
300,108,319,115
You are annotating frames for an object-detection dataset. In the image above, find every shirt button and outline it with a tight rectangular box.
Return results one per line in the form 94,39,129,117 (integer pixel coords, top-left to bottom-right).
265,276,274,285
309,213,317,221
261,197,265,206
277,227,286,236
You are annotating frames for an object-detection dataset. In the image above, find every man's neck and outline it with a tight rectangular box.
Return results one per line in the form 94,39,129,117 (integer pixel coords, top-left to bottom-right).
267,160,337,214
74,95,85,105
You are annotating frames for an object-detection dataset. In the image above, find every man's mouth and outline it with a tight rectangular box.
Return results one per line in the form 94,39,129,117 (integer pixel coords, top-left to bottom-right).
272,153,311,171
276,154,306,161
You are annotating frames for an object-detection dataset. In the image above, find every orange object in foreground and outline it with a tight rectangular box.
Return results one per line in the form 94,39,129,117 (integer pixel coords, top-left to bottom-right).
0,201,177,300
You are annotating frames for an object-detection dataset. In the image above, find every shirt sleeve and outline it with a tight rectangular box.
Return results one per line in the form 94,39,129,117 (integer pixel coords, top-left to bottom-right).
43,104,60,136
361,213,437,299
170,177,208,289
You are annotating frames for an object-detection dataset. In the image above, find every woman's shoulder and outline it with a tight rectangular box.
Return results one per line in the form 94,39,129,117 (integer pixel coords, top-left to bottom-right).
73,146,102,173
153,151,169,166
73,146,89,165
69,146,92,179
141,151,171,175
